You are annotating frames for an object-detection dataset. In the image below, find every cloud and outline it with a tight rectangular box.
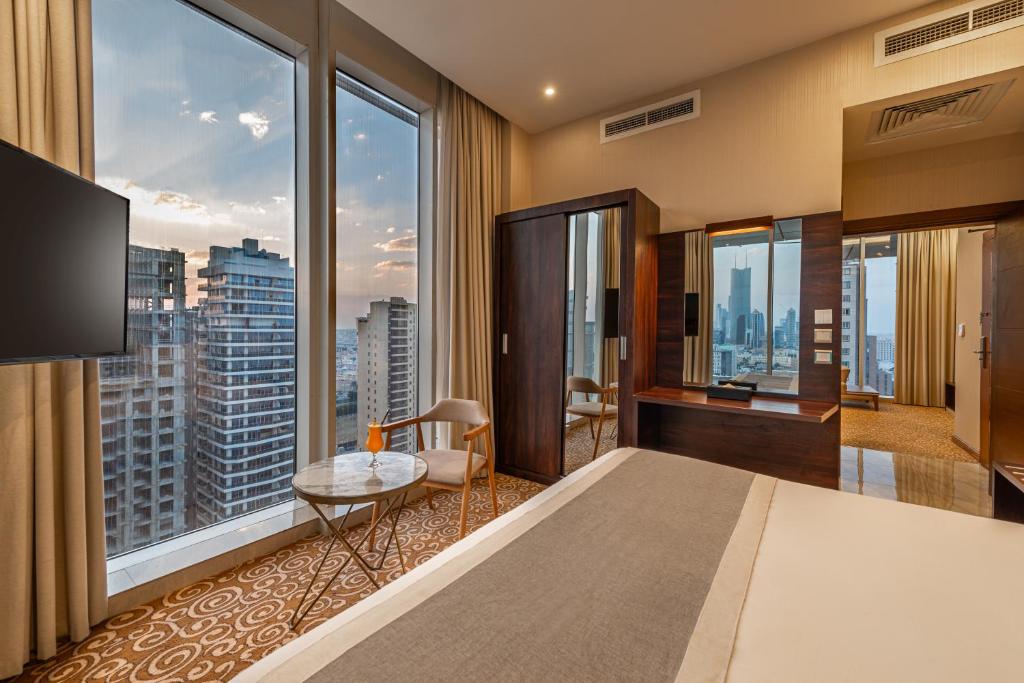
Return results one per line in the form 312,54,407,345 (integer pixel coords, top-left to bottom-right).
238,111,270,139
199,111,219,124
386,226,396,234
374,236,417,252
229,200,267,216
374,260,415,272
97,176,234,228
272,196,287,204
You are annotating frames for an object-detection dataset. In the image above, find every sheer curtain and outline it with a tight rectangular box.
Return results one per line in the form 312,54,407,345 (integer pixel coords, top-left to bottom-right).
434,78,503,445
895,228,958,407
0,0,108,677
682,229,713,384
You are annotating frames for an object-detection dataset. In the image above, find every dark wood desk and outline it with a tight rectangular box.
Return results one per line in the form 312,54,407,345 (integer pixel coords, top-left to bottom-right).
636,387,838,423
635,386,840,488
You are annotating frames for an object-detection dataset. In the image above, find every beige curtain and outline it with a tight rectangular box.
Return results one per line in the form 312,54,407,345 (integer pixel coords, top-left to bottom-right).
682,229,713,384
600,208,620,387
434,78,503,446
0,1,108,677
895,229,958,407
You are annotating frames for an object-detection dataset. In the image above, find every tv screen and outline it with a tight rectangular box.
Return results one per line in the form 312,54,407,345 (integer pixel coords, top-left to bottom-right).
0,138,128,365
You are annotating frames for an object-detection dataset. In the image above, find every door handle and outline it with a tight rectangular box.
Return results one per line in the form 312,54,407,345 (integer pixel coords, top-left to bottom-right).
502,333,508,355
619,335,627,361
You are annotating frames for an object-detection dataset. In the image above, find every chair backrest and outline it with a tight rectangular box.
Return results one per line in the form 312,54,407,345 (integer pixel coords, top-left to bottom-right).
420,398,489,427
840,367,850,385
566,375,603,396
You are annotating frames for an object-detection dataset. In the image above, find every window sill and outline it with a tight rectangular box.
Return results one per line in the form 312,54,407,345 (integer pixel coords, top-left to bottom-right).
105,495,387,612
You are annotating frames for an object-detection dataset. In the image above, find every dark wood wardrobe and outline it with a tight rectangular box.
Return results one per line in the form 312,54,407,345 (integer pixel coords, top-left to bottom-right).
493,190,660,484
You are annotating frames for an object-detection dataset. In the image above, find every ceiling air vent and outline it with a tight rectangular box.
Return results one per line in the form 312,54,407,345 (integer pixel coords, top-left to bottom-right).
600,90,700,144
865,79,1013,143
876,0,1024,66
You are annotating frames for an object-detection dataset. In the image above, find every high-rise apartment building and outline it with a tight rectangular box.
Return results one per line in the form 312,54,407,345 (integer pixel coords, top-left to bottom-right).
99,246,188,556
192,239,296,526
728,265,752,345
841,260,862,376
357,297,418,453
750,309,766,350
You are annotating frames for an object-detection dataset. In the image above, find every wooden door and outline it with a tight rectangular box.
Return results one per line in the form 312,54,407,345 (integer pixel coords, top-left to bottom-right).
992,205,1024,472
495,214,567,483
980,229,995,469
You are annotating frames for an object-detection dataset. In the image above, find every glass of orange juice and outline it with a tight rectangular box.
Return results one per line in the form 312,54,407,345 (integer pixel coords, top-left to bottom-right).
365,419,384,468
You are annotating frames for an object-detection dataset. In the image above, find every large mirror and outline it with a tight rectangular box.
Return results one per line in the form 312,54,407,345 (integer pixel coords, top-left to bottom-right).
562,207,621,475
709,219,802,395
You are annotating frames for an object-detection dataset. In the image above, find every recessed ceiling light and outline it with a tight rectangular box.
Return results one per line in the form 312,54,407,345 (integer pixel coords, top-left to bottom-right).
543,86,556,97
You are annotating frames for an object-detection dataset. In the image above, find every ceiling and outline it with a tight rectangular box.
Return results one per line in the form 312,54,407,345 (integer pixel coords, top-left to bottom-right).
843,67,1024,163
338,0,933,133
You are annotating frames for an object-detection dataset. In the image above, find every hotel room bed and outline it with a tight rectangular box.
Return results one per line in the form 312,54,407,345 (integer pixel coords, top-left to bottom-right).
237,448,1024,682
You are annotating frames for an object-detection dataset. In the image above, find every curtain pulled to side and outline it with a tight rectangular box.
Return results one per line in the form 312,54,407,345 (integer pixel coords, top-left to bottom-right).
682,229,713,385
433,78,503,447
600,208,620,388
894,228,958,407
0,0,107,677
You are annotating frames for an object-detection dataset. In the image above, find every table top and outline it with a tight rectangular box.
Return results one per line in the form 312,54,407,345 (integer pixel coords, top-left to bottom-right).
292,452,428,505
635,386,838,423
843,384,879,396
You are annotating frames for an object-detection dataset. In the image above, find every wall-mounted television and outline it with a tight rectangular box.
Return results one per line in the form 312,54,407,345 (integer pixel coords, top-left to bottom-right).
0,138,128,365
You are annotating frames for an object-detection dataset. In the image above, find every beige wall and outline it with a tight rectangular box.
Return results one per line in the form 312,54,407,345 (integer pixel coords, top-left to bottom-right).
954,227,986,454
519,0,1024,231
843,134,1024,221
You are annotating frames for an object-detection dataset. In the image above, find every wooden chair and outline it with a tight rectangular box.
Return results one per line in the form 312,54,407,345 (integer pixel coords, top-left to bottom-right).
565,376,618,462
380,398,498,540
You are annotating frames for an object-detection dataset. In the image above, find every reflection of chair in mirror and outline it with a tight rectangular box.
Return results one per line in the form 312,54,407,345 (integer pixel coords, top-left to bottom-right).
841,366,879,410
564,376,618,462
380,398,498,539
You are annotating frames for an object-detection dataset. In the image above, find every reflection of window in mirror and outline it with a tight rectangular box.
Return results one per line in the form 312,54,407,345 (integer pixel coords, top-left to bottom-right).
565,209,620,403
709,219,802,394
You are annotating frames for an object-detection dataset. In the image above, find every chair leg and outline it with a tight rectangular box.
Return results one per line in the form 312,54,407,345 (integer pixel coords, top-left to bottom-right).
588,419,595,439
425,486,435,510
458,480,471,540
592,417,604,461
487,471,499,520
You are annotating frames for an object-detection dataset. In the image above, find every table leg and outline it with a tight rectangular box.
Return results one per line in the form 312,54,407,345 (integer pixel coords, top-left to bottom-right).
290,492,411,629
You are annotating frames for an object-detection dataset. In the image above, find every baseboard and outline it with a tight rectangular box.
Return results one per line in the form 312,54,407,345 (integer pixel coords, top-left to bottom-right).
951,434,981,458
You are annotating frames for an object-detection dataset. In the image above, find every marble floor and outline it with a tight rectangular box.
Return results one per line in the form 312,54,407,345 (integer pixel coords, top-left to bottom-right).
840,446,992,517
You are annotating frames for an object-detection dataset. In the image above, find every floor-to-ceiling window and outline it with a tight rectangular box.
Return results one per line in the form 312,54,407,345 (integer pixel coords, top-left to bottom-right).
841,234,897,396
93,0,297,557
711,220,802,391
334,73,420,455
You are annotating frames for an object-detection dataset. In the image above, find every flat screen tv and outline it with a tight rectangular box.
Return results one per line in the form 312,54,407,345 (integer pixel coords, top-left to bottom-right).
0,138,128,365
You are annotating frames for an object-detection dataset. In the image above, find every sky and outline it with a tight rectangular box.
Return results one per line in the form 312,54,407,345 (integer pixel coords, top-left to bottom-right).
335,84,419,327
92,0,418,321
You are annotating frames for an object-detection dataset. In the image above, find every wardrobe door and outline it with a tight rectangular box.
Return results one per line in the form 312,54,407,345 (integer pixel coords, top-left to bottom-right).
495,214,567,483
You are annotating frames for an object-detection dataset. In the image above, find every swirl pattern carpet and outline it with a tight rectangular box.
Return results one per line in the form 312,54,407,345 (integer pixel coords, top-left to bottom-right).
15,473,545,682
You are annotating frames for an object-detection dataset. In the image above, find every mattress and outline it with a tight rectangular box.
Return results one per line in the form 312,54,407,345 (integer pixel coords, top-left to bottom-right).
237,448,1024,682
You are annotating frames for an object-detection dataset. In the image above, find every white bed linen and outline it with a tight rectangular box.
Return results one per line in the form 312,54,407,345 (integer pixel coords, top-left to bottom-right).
727,479,1024,682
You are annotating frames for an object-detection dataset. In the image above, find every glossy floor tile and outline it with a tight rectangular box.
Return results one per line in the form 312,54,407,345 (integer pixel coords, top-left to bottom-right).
840,446,992,518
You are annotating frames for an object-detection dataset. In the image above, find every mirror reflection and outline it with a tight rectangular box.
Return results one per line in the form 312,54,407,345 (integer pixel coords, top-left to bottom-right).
563,208,621,475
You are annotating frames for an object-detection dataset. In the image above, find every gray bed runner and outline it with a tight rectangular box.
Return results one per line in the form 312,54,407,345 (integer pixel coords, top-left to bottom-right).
308,450,754,682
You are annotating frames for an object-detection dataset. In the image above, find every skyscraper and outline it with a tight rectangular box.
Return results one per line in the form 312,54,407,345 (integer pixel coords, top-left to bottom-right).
357,297,418,453
729,265,751,345
192,239,296,526
99,246,188,556
783,307,798,349
750,309,766,349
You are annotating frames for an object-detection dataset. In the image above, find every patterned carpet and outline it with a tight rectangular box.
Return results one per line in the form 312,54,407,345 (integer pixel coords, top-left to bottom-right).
841,402,976,463
15,473,545,683
563,420,619,475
